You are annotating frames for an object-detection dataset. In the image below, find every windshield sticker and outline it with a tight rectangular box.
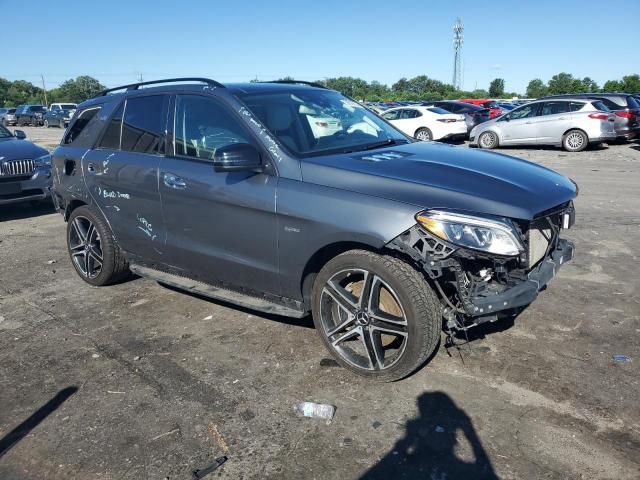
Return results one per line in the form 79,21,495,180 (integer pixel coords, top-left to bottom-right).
354,151,412,162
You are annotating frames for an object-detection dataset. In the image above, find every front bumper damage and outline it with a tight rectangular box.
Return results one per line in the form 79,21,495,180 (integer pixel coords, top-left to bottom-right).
387,205,575,332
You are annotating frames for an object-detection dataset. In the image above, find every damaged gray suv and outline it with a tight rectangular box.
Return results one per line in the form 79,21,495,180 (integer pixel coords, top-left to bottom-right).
52,78,577,381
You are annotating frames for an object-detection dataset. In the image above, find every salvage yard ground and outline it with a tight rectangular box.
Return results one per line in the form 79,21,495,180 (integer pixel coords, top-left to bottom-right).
1,127,639,479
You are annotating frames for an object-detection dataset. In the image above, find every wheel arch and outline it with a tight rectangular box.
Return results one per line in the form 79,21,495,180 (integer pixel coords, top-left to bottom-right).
562,127,589,140
64,199,88,221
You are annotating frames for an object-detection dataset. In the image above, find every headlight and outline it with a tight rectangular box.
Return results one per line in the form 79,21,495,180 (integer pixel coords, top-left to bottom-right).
416,210,523,256
34,154,52,167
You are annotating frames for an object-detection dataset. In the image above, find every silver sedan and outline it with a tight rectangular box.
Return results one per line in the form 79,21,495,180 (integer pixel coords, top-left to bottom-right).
469,98,616,152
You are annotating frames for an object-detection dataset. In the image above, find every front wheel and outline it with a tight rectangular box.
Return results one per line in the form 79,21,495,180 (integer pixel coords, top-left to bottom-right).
44,119,50,128
311,250,442,382
67,206,130,286
478,131,498,149
562,129,588,152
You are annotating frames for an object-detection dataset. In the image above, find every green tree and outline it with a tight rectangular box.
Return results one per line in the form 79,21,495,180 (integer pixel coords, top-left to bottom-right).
621,74,640,93
488,78,505,97
581,77,599,93
602,80,623,92
54,76,106,103
526,79,547,98
547,73,577,94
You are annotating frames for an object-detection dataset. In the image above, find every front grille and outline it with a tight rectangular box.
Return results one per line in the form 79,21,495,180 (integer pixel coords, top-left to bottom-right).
1,159,35,176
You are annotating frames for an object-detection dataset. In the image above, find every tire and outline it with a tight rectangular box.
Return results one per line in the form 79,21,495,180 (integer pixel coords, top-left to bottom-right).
311,250,442,382
67,206,130,286
44,119,50,128
562,129,588,152
415,128,432,141
478,131,498,149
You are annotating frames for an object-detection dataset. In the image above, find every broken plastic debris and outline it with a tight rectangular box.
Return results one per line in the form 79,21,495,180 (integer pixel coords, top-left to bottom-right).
293,401,335,421
612,355,631,363
91,353,100,359
203,315,213,320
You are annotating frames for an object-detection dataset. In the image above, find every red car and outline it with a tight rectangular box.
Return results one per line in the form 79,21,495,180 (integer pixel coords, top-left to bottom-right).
459,99,504,118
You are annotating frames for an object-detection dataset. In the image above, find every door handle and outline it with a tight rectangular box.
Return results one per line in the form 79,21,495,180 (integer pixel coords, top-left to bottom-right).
87,163,96,174
163,172,187,190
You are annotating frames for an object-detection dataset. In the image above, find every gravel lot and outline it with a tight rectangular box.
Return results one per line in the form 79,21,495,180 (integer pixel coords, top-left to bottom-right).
1,127,639,479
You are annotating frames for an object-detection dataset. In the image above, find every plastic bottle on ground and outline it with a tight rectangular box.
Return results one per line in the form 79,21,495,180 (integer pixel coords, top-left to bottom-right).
293,401,336,420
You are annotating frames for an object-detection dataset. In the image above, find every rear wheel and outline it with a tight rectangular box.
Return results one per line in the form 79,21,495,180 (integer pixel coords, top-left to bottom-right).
478,131,498,149
311,250,442,382
44,119,50,128
415,128,432,141
67,206,129,286
562,129,588,152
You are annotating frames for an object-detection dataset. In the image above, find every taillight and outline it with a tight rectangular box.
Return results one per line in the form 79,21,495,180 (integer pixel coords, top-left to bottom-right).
615,111,634,119
436,118,456,123
588,113,609,120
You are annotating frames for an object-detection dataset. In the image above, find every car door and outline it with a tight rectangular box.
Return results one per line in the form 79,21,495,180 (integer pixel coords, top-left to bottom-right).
536,101,573,144
83,94,168,261
497,103,541,144
158,93,279,294
389,109,421,137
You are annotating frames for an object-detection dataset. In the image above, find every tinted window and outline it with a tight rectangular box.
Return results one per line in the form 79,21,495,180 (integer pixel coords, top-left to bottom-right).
427,107,451,114
590,101,610,112
121,95,167,154
174,95,250,160
442,103,462,113
98,102,124,150
540,101,571,116
63,107,101,145
569,102,586,112
509,104,538,119
400,109,420,119
627,96,640,109
594,98,623,110
383,110,400,120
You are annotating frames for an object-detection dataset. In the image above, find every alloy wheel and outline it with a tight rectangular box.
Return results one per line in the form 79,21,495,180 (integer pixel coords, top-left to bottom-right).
565,132,585,151
416,129,431,141
68,216,103,278
319,269,408,371
479,132,496,148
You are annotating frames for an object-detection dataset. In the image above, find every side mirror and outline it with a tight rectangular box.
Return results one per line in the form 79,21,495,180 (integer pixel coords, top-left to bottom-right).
213,143,262,173
14,130,26,139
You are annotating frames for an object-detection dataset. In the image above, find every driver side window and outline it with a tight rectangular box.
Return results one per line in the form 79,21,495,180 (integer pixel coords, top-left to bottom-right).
174,95,250,160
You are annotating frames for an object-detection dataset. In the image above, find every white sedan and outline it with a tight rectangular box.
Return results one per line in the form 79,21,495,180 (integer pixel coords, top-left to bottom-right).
382,106,467,141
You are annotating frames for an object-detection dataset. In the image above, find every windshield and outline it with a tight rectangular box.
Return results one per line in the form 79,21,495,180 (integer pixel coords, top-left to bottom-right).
30,106,46,112
60,104,77,110
0,125,13,138
483,101,500,108
239,89,409,157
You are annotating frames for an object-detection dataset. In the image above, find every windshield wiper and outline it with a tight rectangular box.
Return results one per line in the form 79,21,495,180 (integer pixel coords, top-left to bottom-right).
358,138,405,152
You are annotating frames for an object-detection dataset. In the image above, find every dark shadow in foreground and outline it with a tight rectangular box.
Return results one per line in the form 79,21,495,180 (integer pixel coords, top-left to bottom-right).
0,386,78,460
0,200,55,222
361,391,498,480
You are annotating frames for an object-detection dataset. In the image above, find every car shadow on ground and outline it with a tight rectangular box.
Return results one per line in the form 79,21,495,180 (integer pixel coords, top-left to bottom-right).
0,201,55,222
0,386,78,460
360,391,498,480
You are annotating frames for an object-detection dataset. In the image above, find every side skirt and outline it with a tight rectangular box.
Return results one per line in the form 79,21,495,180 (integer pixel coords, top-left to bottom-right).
129,264,307,319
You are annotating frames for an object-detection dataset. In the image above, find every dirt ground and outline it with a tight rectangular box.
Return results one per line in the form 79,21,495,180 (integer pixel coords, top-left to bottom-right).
1,127,639,479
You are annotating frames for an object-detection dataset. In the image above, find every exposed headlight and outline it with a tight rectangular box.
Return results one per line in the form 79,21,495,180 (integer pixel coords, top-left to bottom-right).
34,154,52,167
416,210,523,256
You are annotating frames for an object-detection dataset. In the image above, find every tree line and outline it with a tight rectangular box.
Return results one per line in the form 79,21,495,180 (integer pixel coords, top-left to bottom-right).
1,72,638,108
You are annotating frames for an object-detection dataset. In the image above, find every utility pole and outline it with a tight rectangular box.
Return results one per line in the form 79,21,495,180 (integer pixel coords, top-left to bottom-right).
137,72,143,83
41,74,49,107
452,18,464,90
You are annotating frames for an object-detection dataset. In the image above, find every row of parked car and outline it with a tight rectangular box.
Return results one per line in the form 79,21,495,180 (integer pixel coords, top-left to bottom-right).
0,103,77,128
366,93,640,152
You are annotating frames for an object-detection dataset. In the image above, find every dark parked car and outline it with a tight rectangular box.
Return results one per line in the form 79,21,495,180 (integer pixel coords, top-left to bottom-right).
0,125,52,205
44,104,76,128
15,104,47,126
423,100,491,133
52,78,577,381
541,93,640,140
0,107,17,126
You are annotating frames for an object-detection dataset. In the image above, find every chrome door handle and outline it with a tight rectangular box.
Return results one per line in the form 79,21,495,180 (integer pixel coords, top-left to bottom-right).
87,163,96,174
163,172,187,190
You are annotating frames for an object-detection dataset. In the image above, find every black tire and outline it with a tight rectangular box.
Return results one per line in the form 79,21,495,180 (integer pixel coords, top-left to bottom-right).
415,127,432,141
311,249,441,382
562,129,588,152
478,131,498,149
67,205,129,286
44,119,50,128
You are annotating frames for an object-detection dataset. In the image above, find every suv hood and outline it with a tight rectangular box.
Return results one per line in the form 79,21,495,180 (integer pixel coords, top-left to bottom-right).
0,138,49,160
300,141,577,220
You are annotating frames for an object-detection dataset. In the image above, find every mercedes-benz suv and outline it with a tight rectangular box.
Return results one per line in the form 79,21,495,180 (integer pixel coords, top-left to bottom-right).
51,78,577,381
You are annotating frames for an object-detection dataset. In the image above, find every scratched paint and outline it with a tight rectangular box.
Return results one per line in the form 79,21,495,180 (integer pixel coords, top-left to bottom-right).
136,213,157,240
238,106,283,162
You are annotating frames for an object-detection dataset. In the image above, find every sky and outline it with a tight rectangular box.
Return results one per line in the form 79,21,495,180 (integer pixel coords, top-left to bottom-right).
3,0,639,93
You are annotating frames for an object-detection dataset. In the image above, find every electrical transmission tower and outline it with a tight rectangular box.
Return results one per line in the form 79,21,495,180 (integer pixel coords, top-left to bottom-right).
452,17,464,90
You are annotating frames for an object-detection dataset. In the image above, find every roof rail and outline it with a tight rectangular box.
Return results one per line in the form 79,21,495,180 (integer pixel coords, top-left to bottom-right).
95,77,225,97
261,79,328,89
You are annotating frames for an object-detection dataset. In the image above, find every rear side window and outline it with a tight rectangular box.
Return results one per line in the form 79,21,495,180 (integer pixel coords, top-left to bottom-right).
627,96,640,109
594,98,622,110
383,110,400,120
590,101,610,112
400,109,421,119
540,101,571,115
120,95,167,154
427,107,451,114
99,102,124,150
63,107,101,145
569,102,586,112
